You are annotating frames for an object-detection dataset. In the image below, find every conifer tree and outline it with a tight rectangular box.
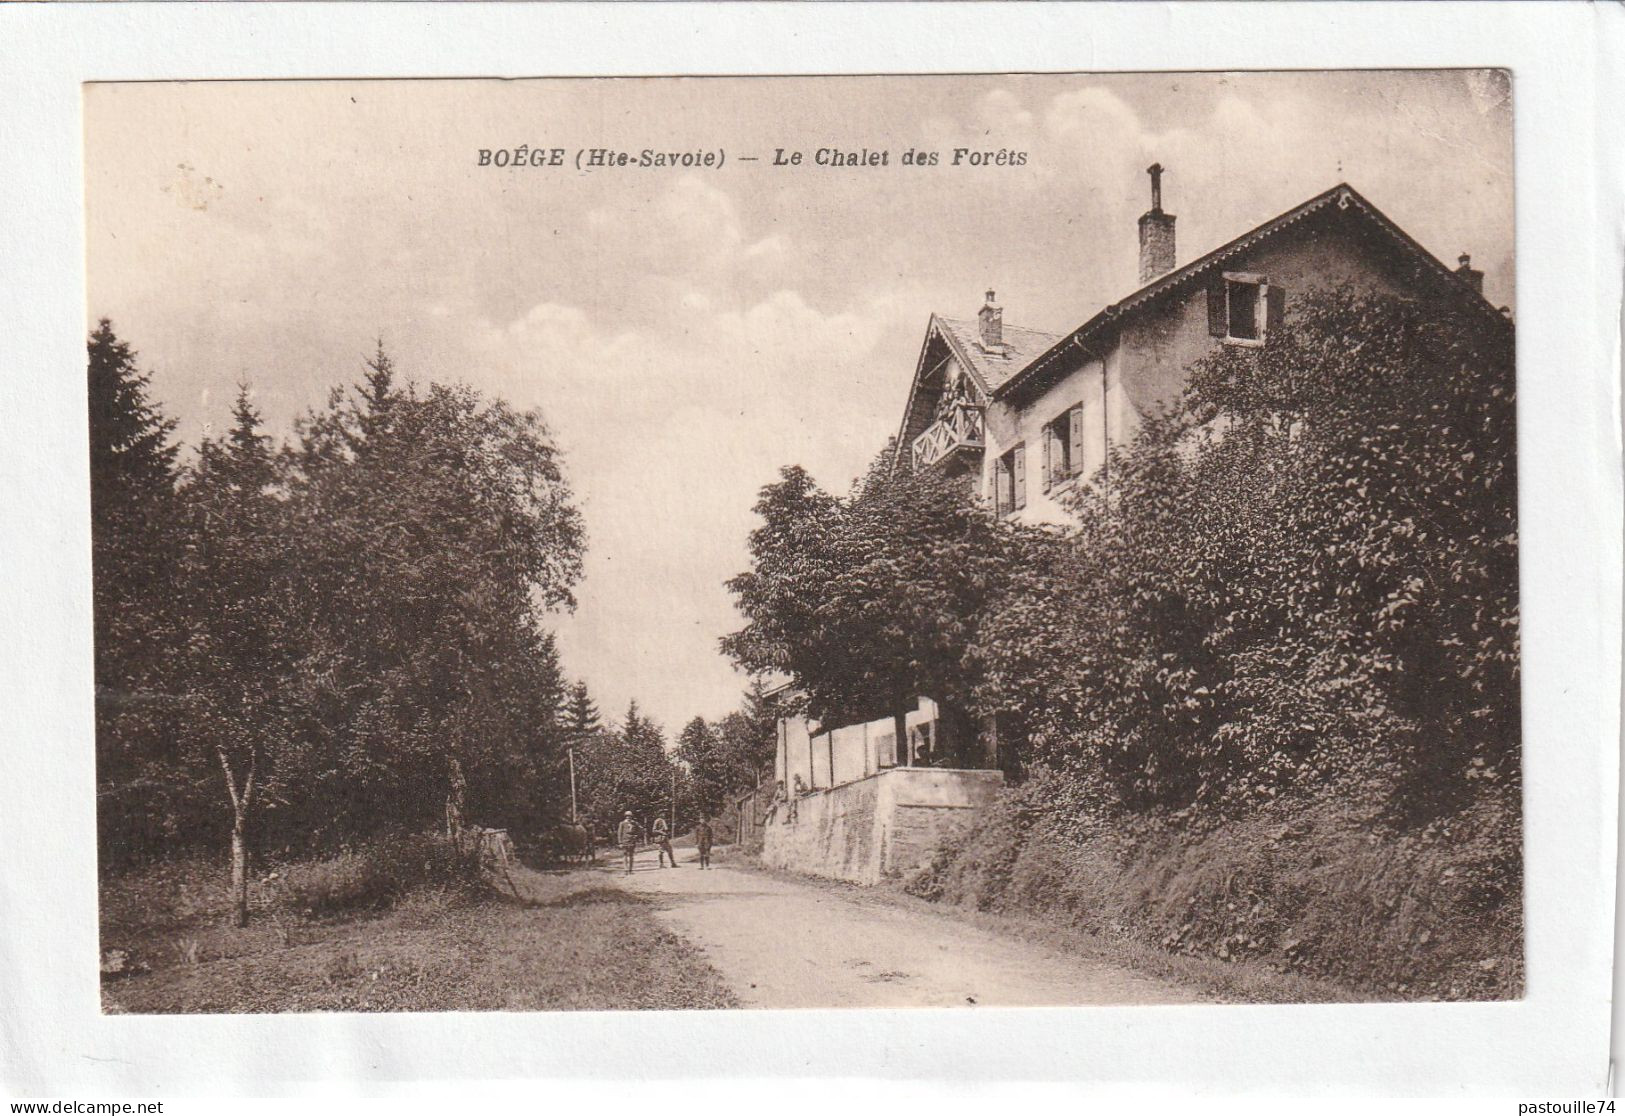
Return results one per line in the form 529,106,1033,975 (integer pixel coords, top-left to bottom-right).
87,319,181,691
88,320,189,866
89,319,180,513
562,680,603,740
281,347,585,844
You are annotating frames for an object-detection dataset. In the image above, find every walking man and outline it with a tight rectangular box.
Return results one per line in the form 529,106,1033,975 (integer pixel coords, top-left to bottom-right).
695,816,713,870
652,815,679,868
617,810,638,875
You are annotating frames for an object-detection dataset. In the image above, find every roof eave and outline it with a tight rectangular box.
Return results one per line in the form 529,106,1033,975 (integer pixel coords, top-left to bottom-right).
993,182,1510,401
890,315,960,472
993,307,1119,402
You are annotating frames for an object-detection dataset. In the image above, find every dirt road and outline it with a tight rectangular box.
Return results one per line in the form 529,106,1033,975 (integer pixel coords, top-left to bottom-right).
608,848,1201,1008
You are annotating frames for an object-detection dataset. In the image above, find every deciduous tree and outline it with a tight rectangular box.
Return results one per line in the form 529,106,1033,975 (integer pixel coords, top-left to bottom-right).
723,458,1017,762
979,287,1518,817
174,388,294,924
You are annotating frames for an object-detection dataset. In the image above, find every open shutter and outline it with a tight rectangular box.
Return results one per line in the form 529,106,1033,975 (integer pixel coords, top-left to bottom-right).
1012,444,1027,509
993,455,1008,516
1068,405,1085,478
1265,283,1287,338
1206,274,1228,336
1040,427,1053,492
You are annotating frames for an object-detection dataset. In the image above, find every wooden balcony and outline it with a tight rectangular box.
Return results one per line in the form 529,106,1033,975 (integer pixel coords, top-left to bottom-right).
911,403,986,471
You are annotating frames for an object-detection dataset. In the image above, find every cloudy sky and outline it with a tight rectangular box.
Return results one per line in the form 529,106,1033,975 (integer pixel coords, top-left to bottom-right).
84,71,1513,736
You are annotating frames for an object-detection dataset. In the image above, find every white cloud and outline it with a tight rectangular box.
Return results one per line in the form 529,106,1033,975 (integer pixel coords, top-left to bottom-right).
977,89,1035,134
87,74,1514,733
457,248,901,727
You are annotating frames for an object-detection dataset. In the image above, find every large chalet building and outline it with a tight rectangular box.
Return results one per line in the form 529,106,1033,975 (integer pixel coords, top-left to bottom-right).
756,167,1508,885
895,167,1503,524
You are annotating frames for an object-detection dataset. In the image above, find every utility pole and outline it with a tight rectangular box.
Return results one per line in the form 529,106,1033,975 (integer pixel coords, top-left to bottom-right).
670,766,677,834
568,747,579,823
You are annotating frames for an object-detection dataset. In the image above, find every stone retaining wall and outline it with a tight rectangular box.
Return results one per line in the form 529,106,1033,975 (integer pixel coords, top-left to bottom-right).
762,767,1003,885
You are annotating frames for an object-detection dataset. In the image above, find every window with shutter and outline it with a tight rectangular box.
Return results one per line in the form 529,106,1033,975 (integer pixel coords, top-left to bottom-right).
1068,406,1085,479
1228,280,1260,339
1218,272,1267,346
1012,444,1027,510
1207,274,1228,336
1042,406,1080,490
1265,284,1287,336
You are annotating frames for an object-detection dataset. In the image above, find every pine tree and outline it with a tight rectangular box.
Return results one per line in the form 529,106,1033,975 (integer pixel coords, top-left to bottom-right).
88,319,179,513
512,631,571,833
352,340,399,451
621,703,677,831
89,321,189,867
88,319,182,691
562,680,602,740
710,679,781,799
281,357,585,846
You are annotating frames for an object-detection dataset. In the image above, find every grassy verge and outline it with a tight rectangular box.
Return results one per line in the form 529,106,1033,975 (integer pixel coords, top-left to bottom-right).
99,854,737,1013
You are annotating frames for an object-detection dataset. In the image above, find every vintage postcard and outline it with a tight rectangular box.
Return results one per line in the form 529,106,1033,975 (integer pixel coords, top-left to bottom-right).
83,71,1522,1016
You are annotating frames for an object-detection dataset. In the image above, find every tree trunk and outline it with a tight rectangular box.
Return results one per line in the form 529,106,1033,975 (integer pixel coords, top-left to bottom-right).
229,818,248,928
893,710,910,767
217,743,257,929
939,704,977,768
446,756,467,845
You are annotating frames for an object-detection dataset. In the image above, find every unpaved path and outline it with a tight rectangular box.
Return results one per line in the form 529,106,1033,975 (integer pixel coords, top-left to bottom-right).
606,848,1202,1008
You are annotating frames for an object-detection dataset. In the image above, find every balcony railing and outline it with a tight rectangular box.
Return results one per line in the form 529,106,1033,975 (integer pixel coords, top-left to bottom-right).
912,402,986,470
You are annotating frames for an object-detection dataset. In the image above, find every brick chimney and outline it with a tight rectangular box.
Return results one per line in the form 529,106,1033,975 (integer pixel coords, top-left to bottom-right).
1138,163,1177,284
1456,252,1484,294
978,289,1003,350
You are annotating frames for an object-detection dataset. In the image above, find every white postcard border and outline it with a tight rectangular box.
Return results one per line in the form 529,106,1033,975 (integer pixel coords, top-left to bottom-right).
0,0,1619,1098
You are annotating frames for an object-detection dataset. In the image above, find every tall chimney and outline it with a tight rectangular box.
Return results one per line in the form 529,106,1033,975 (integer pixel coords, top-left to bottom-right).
978,289,1003,349
1138,163,1176,284
1455,252,1484,294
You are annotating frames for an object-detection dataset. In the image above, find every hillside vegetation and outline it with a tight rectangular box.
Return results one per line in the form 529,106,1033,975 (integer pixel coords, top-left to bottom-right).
730,287,1521,999
907,773,1520,1000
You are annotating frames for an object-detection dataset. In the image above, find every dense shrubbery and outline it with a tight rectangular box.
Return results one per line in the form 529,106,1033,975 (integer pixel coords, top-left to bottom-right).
979,288,1518,819
729,288,1517,822
276,835,483,916
908,775,1522,999
732,286,1521,991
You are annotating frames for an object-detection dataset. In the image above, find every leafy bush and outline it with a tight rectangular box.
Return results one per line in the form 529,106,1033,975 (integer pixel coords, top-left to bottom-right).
276,834,480,916
980,287,1518,818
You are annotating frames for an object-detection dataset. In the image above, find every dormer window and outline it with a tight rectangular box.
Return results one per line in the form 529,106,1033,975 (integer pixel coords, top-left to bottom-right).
1209,271,1286,347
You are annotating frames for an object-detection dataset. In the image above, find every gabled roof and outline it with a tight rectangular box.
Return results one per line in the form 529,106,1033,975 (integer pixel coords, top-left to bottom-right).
933,316,1063,395
994,182,1509,401
889,314,1061,471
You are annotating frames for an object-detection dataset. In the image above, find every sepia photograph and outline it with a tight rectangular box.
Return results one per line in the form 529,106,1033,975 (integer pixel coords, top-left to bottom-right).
85,70,1521,1015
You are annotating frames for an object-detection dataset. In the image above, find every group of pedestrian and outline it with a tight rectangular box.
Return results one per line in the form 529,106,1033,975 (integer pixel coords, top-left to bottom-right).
615,811,713,874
